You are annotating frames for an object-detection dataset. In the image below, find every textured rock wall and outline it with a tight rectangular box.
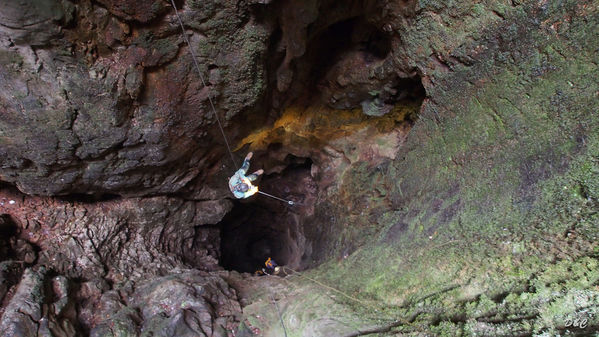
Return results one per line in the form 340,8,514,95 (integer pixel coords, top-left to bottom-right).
1,0,598,336
0,185,237,336
0,0,423,197
1,187,230,281
0,0,270,196
239,0,599,336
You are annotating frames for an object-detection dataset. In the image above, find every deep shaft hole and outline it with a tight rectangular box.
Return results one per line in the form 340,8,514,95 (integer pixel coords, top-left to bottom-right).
218,156,315,273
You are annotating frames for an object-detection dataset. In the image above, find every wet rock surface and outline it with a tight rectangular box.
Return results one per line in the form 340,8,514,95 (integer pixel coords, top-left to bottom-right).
0,267,49,337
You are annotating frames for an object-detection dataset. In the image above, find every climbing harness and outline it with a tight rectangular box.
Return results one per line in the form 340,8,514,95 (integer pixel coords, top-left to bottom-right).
265,257,276,269
169,0,297,206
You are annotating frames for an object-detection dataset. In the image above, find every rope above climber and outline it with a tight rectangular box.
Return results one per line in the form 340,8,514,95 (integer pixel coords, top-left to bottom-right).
229,152,264,199
169,0,295,205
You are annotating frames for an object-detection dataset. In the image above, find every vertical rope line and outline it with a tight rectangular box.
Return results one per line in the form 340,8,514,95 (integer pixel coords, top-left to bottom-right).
270,294,289,337
169,0,238,169
170,0,298,207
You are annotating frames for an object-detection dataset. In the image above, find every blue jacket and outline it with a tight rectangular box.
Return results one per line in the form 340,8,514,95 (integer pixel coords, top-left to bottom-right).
229,169,258,199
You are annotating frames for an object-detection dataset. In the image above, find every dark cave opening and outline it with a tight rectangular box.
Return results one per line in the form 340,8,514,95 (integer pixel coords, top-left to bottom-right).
306,16,392,92
0,213,38,266
385,76,427,105
219,155,317,273
280,10,426,112
0,214,18,261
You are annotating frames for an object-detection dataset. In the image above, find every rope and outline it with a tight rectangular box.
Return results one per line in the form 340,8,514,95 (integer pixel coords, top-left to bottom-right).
170,1,300,207
169,0,238,169
277,241,463,334
258,191,296,205
281,267,373,308
279,266,417,334
270,294,289,337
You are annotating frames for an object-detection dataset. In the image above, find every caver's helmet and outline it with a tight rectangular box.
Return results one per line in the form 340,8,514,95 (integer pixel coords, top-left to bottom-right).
235,183,249,193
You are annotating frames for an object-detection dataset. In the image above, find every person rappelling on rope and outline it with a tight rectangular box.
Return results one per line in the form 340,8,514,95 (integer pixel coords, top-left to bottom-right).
170,0,295,206
229,152,264,199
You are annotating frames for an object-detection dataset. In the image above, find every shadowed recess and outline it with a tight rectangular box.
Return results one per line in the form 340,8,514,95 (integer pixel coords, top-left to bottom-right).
219,156,316,273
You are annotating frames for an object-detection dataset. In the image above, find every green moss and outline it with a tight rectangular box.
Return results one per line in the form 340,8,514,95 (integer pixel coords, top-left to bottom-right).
0,49,24,68
244,1,599,335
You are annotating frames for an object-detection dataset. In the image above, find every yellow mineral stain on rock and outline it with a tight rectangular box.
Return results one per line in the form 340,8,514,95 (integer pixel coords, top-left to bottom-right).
236,102,420,152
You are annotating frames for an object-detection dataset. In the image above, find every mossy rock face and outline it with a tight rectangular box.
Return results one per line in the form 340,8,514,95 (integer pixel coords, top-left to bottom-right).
242,0,599,335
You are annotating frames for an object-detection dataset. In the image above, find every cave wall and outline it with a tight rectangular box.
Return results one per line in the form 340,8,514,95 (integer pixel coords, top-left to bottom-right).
0,0,270,197
0,0,598,336
1,187,230,280
0,0,424,198
240,0,599,336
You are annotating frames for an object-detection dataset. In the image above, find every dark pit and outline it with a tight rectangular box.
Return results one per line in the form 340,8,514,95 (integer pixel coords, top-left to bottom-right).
219,155,318,273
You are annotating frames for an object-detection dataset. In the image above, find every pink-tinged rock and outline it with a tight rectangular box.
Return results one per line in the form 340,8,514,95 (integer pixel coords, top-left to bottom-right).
95,0,167,23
